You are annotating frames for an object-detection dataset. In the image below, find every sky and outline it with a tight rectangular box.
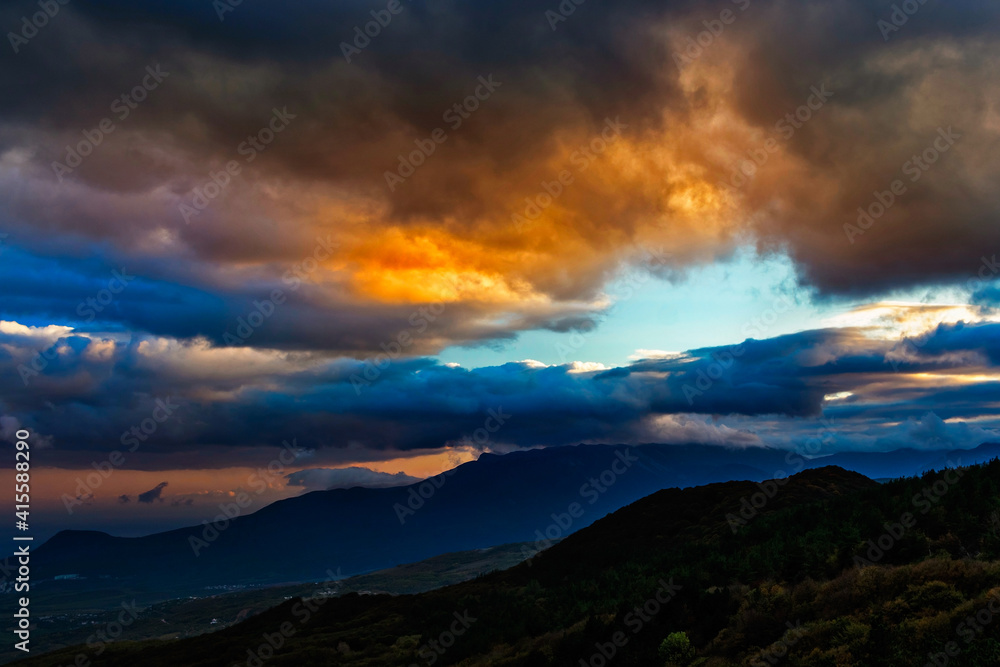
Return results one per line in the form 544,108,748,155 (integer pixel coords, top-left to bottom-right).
1,0,1000,540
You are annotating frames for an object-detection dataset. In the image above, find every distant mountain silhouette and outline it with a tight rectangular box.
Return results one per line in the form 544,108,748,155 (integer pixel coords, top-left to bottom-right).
19,461,1000,666
16,442,1000,597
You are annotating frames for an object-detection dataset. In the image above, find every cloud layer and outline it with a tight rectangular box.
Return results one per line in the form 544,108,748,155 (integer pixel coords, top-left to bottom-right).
285,467,421,491
1,0,999,357
2,314,998,468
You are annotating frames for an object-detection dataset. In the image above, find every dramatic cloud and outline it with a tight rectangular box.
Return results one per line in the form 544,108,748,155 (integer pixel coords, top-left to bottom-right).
1,1,998,356
1,315,998,468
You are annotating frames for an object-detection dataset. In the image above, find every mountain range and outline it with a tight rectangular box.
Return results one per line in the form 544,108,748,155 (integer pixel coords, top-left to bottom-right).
9,442,1000,601
14,460,1000,666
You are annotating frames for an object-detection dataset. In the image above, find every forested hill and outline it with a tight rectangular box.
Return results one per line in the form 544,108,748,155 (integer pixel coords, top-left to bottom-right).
16,462,1000,667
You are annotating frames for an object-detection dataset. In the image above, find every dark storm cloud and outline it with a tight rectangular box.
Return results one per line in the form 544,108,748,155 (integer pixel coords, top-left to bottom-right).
1,321,997,468
0,0,998,343
910,321,1000,364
